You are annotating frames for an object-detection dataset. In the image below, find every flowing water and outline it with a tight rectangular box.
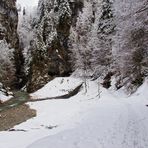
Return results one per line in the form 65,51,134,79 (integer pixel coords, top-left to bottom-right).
0,91,30,112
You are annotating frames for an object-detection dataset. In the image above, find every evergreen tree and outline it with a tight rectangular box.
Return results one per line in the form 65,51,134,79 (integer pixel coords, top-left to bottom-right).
113,0,148,92
0,40,15,87
90,0,115,79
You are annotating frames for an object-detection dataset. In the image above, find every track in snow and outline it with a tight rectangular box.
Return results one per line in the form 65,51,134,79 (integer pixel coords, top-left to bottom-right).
27,91,148,148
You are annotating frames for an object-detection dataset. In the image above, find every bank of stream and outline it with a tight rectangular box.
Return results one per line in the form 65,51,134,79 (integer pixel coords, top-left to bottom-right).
0,91,36,131
0,91,30,112
0,84,82,131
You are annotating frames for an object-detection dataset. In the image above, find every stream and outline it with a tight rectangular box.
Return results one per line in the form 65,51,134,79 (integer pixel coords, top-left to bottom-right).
0,91,30,112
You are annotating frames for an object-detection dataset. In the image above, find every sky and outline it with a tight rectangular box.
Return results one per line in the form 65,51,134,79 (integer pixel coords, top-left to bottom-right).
17,0,39,7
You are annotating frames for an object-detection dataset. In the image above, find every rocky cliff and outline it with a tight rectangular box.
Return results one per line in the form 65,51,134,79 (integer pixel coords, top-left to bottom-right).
0,0,25,89
0,0,18,46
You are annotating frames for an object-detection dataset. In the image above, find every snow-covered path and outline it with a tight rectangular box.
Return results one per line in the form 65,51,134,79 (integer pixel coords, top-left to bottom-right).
27,90,148,148
120,102,148,148
0,77,148,148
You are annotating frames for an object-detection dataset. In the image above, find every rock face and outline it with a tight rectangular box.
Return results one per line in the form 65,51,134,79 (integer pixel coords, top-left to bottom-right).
0,0,25,89
0,0,18,47
27,0,83,92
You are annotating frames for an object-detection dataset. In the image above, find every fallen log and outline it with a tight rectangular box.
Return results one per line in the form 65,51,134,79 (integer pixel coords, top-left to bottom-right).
28,83,83,102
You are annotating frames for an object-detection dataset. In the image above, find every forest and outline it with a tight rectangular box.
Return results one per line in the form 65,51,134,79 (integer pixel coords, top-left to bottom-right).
0,0,148,148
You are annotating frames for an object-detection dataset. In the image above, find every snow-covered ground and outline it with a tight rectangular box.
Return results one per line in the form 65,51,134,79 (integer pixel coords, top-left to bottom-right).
0,77,148,148
30,77,83,99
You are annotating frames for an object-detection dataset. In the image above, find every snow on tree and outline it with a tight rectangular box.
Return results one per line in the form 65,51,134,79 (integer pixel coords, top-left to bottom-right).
69,1,93,78
15,0,148,92
0,40,15,87
17,6,38,75
89,0,115,80
69,0,115,80
31,0,72,60
32,0,58,61
26,0,73,92
113,0,148,92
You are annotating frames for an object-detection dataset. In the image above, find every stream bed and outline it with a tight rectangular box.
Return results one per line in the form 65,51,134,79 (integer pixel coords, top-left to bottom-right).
0,91,30,112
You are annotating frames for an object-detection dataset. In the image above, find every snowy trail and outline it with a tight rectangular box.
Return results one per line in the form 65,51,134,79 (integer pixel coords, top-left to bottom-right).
27,89,148,148
119,101,148,148
0,78,148,148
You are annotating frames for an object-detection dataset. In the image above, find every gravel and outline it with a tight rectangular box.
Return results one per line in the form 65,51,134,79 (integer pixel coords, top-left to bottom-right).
0,104,36,131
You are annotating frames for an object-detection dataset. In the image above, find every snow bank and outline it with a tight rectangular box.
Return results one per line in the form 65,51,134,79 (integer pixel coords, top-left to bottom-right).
30,77,83,99
134,78,148,97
